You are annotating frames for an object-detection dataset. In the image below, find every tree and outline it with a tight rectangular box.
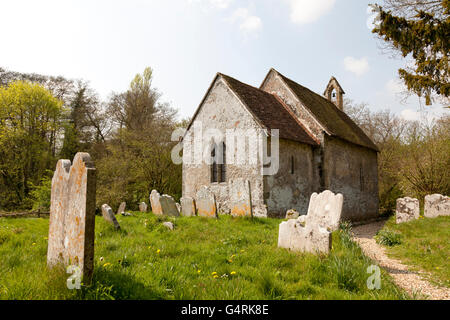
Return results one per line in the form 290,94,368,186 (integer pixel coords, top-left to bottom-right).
0,81,64,209
97,67,181,209
371,0,449,105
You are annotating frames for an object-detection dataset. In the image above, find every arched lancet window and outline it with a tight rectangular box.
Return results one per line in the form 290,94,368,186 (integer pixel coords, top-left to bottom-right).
210,142,227,183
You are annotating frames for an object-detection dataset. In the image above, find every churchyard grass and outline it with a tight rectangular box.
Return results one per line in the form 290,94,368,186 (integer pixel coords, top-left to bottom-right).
0,213,409,300
378,215,450,288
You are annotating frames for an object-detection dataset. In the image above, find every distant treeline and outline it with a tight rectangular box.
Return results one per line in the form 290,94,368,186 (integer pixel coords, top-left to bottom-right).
0,67,186,212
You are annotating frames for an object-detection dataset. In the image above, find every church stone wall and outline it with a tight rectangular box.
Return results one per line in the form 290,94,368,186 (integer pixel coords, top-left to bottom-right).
323,136,379,222
264,139,318,218
182,78,266,217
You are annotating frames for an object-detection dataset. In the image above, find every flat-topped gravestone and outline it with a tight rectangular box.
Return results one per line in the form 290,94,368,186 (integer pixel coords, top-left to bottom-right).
160,194,180,217
196,186,217,218
117,202,126,215
101,204,121,230
424,194,450,218
47,152,96,282
229,179,252,217
139,202,148,213
306,190,343,232
180,197,196,217
396,197,419,224
278,219,331,254
150,190,163,215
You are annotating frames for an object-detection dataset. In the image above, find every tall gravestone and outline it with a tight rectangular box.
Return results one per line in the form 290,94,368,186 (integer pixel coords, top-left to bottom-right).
180,196,196,217
278,190,343,254
196,186,218,218
117,202,126,215
229,179,252,217
47,152,96,282
150,190,163,215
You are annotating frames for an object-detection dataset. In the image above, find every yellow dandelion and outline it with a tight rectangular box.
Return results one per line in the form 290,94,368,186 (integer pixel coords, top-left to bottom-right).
231,254,236,258
32,243,36,246
103,263,111,267
230,271,237,275
213,275,219,279
156,249,161,254
212,271,217,275
228,259,233,263
197,270,201,274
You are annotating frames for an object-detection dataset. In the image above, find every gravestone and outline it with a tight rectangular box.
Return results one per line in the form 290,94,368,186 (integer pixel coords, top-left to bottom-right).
180,196,196,217
117,202,126,215
47,153,96,282
101,204,121,230
150,190,163,215
196,186,217,218
396,197,419,224
278,219,331,254
229,179,252,217
285,209,300,220
139,202,148,213
306,190,344,232
424,194,450,218
277,190,343,255
160,194,180,216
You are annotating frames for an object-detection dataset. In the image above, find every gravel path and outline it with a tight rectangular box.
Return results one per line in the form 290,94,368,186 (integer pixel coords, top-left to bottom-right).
353,220,450,300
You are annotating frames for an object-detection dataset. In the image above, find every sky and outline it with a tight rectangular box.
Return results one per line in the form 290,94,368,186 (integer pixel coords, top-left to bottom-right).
0,0,447,121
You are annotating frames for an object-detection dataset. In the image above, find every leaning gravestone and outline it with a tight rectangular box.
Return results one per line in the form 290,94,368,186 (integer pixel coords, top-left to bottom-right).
424,194,450,218
278,190,343,254
47,152,96,282
117,202,126,215
180,196,196,217
229,179,252,217
139,202,148,213
160,194,180,217
396,197,419,224
196,186,218,218
150,190,163,215
101,204,121,230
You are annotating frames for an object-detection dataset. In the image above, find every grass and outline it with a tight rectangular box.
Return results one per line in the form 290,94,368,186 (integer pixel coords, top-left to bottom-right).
0,213,408,300
379,215,449,288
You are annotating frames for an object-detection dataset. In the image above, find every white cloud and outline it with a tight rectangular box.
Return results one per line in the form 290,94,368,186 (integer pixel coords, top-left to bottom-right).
230,8,262,35
286,0,336,25
343,56,370,76
188,0,233,10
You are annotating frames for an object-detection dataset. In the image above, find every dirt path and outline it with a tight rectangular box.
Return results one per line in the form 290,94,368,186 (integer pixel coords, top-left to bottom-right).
352,220,450,300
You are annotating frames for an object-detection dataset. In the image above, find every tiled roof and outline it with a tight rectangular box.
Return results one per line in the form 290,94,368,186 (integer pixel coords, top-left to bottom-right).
220,74,319,146
276,71,379,151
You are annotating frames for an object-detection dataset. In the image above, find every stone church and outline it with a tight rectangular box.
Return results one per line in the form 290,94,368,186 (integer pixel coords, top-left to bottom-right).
182,68,379,222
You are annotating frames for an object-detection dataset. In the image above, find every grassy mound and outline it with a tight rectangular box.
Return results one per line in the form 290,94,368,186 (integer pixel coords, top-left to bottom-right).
0,213,408,300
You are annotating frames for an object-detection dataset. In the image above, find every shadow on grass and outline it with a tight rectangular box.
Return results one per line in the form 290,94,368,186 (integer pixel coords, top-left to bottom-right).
78,267,164,300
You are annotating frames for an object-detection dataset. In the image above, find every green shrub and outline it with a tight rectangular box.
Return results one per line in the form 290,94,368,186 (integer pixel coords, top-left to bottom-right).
375,229,402,246
28,171,52,211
